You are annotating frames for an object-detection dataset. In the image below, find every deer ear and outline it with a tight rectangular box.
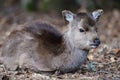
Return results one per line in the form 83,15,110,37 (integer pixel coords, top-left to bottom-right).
92,9,103,21
62,10,75,22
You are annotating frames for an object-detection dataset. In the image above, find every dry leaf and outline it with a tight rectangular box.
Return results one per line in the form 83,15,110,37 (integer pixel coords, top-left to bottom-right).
111,49,120,54
110,57,116,62
87,53,94,60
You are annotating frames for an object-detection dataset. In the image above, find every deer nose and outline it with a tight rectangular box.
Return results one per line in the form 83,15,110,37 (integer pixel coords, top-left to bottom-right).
93,38,101,46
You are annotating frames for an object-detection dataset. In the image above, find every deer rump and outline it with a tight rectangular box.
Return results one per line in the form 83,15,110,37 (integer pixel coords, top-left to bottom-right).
1,22,63,73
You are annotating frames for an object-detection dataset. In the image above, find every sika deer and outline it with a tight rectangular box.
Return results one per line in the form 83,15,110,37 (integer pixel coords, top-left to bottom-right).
0,9,103,74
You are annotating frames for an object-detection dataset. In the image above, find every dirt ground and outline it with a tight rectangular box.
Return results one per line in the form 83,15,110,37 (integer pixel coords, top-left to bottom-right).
0,7,120,80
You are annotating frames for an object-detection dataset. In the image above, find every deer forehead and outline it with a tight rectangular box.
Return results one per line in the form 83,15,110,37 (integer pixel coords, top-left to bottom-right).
71,18,95,31
68,12,97,30
77,15,95,25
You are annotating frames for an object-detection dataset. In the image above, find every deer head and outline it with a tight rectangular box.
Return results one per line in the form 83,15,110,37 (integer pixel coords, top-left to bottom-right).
62,9,103,50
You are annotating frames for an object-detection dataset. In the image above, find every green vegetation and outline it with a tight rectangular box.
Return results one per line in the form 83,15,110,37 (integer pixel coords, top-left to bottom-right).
2,0,120,12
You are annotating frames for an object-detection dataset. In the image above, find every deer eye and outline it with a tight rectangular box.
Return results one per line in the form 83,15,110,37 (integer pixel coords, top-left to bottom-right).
79,28,85,32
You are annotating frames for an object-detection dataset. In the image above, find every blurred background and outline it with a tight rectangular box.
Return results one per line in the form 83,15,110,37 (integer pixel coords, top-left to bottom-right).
1,0,120,12
0,0,120,48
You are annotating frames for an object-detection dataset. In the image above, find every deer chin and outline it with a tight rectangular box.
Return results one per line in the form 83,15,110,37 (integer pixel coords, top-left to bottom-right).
78,45,92,51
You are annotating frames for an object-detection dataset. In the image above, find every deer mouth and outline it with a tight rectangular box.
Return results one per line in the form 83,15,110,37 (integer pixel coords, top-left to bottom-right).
90,43,100,48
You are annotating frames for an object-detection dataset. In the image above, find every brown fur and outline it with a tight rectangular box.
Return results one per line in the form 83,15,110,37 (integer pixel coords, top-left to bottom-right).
0,9,103,74
24,22,65,55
